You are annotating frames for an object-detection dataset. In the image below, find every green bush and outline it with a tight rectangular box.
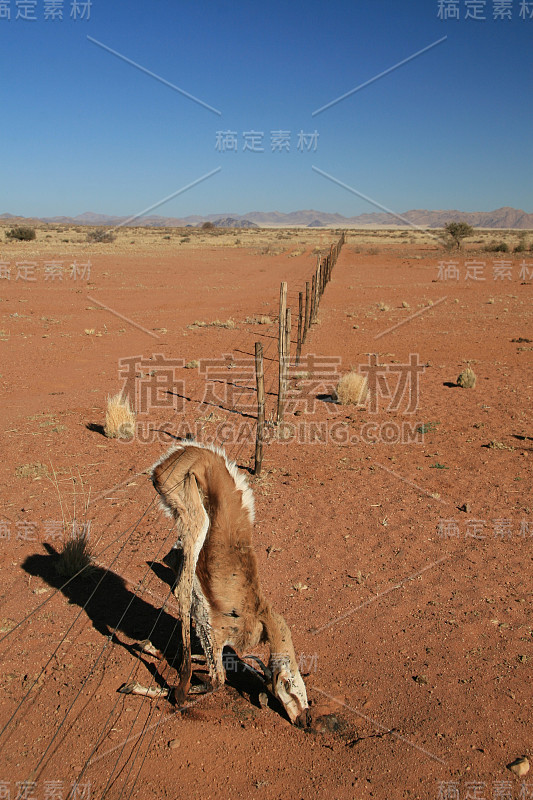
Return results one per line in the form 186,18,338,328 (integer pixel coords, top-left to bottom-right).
442,221,474,249
87,228,116,243
6,226,36,241
485,241,509,253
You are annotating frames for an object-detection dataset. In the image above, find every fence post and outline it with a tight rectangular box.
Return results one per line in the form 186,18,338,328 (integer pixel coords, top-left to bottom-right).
304,281,311,342
296,291,303,365
285,307,291,364
254,341,265,476
313,264,321,323
277,282,287,423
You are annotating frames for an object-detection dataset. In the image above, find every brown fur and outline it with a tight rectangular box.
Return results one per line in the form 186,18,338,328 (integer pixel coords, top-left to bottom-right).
149,444,306,717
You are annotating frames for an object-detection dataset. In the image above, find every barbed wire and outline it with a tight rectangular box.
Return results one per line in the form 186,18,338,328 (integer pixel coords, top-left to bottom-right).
5,236,345,794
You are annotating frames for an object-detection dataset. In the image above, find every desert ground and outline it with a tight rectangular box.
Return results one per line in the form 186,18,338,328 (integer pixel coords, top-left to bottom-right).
0,223,531,800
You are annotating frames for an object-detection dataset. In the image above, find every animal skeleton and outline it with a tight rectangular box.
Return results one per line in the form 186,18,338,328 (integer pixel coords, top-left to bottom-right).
120,441,309,725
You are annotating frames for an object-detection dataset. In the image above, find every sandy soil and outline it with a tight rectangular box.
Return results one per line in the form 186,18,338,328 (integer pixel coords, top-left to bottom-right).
0,226,531,800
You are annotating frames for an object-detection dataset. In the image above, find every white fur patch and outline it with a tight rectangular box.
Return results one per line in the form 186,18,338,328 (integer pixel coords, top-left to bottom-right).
150,440,255,524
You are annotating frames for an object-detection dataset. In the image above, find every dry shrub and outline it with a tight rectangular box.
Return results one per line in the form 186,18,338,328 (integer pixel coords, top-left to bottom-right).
56,528,96,579
188,318,236,329
16,462,49,479
245,315,272,325
104,393,136,439
334,372,368,405
457,367,476,388
211,318,236,329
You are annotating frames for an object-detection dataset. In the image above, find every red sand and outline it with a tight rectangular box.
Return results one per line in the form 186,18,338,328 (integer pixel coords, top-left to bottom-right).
0,240,531,799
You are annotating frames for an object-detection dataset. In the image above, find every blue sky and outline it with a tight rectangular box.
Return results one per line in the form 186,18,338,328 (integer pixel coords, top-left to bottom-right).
1,0,531,218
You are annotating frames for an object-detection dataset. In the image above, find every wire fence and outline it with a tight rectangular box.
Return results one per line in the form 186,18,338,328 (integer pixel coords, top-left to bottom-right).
0,232,346,799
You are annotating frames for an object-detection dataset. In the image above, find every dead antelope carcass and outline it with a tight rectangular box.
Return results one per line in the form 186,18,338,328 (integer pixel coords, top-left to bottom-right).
120,441,308,725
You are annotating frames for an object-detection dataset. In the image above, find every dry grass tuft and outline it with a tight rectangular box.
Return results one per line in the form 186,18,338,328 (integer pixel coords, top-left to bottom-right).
188,318,236,330
184,360,200,369
56,529,96,579
104,393,136,439
211,318,236,329
16,462,49,479
334,371,369,405
245,315,273,325
457,367,476,389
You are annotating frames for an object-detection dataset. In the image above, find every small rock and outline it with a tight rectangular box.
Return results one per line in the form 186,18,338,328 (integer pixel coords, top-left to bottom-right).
413,675,428,685
168,738,181,749
258,692,269,709
507,757,529,777
458,503,471,513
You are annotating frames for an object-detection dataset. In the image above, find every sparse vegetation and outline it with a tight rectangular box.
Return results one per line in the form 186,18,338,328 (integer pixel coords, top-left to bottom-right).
416,421,441,435
104,392,136,439
457,367,476,388
514,232,529,252
334,371,368,405
87,228,116,243
16,462,49,479
184,360,200,369
485,240,509,253
245,315,273,325
188,318,236,330
56,528,96,579
441,221,474,250
6,226,36,241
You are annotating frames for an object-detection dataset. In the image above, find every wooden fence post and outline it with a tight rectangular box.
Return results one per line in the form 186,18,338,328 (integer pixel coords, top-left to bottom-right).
254,341,265,476
277,282,287,423
285,307,291,364
296,291,303,365
304,281,311,342
313,264,321,322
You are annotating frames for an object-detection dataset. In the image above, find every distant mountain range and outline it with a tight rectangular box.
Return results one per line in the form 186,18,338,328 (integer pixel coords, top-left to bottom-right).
1,207,531,229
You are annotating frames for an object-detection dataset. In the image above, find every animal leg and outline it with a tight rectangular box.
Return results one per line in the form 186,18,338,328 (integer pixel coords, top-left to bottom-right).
135,639,164,660
191,582,225,692
118,682,169,699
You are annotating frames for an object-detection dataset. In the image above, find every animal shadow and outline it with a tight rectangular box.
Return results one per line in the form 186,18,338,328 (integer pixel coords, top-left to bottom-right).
22,545,278,712
22,545,182,678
